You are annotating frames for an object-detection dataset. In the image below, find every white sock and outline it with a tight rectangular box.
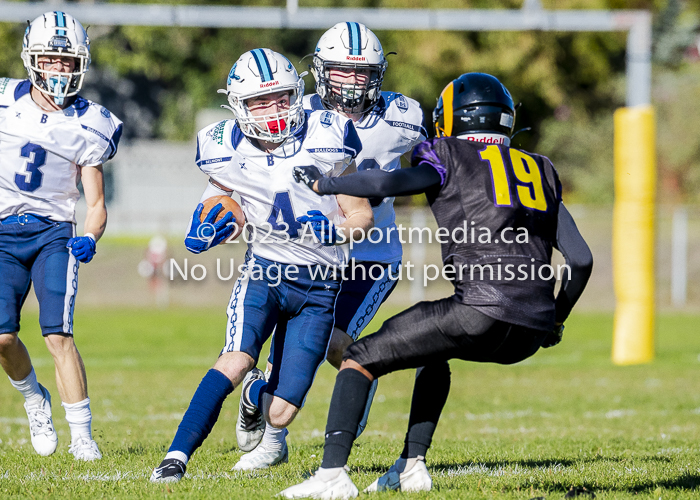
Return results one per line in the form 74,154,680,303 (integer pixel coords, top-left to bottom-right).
9,367,44,406
164,451,189,465
62,398,92,444
397,455,425,473
261,423,288,452
316,466,344,481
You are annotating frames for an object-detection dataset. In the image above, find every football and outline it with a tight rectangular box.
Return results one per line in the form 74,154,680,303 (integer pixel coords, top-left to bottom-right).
200,195,246,240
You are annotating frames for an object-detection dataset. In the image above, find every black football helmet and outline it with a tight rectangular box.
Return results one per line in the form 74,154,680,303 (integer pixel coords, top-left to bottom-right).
433,73,515,138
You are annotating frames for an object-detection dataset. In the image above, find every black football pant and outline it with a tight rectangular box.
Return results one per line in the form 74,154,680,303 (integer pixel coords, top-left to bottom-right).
344,294,548,376
323,296,548,467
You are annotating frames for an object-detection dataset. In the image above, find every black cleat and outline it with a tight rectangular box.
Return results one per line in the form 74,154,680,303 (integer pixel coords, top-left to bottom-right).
150,458,186,483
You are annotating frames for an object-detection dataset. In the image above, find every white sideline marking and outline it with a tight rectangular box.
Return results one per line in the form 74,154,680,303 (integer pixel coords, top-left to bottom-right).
440,462,566,477
10,470,285,482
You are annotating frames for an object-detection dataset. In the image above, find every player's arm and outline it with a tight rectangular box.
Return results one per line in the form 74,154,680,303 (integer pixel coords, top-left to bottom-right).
296,163,441,198
66,164,106,264
294,139,443,198
553,203,594,324
81,164,107,241
335,194,373,242
200,178,234,200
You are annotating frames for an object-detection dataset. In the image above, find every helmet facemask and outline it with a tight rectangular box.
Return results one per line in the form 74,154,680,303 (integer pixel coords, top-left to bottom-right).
24,52,88,106
313,57,386,115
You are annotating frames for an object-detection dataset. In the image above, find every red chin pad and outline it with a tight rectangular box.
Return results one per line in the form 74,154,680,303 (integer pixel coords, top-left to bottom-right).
266,118,287,134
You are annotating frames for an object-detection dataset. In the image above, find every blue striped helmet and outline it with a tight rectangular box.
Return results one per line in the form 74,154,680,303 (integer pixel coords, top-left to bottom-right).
219,49,305,143
21,11,90,106
312,22,387,115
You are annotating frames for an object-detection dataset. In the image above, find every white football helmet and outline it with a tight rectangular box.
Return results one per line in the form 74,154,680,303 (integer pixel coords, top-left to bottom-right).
219,49,305,143
312,22,387,115
21,11,90,106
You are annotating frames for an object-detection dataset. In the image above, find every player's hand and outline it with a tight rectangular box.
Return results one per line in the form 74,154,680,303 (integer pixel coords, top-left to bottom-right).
542,323,564,348
293,165,323,193
66,235,97,263
184,203,236,254
296,210,341,246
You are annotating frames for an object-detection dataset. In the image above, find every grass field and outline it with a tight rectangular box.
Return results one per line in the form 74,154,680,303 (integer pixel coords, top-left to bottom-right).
1,308,700,499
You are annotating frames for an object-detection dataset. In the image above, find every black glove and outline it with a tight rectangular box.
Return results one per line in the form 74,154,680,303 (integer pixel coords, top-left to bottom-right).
293,165,324,191
542,323,564,348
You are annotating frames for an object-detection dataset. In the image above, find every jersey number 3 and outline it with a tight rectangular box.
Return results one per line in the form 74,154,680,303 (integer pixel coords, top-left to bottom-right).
14,143,47,192
480,145,547,212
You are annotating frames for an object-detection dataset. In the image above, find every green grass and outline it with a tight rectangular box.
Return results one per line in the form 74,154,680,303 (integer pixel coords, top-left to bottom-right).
2,309,700,499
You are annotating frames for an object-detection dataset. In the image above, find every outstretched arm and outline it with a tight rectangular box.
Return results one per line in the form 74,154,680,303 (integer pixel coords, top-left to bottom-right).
295,163,442,198
294,138,445,198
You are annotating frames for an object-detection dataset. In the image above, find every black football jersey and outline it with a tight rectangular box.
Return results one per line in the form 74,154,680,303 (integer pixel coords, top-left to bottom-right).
412,137,562,331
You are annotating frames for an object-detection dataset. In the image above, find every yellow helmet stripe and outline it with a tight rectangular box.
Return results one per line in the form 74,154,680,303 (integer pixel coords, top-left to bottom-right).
441,81,454,137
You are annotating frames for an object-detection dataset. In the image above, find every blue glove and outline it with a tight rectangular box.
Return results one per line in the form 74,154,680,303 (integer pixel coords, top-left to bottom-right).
184,203,236,254
67,235,97,263
296,210,341,246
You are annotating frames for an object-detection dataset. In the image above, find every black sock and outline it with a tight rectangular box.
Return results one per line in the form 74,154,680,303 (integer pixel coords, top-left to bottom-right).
321,368,372,469
168,369,233,457
401,362,451,459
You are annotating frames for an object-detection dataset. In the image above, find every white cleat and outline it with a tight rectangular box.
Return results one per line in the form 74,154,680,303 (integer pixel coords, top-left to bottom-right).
364,457,432,493
24,384,58,456
69,437,102,461
236,367,267,452
232,440,288,470
279,467,358,499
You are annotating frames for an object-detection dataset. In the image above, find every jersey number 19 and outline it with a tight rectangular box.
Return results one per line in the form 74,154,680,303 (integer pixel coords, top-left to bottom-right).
480,145,548,212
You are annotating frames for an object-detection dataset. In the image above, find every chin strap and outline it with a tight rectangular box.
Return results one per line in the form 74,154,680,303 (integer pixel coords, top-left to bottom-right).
510,127,532,141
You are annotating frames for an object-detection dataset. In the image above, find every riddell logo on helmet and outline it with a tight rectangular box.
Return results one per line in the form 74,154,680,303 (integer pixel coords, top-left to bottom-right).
467,134,507,144
259,81,280,88
346,56,366,61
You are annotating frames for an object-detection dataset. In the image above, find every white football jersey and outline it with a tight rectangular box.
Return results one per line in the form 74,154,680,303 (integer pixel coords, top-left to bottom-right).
0,78,122,222
304,91,425,263
196,109,362,267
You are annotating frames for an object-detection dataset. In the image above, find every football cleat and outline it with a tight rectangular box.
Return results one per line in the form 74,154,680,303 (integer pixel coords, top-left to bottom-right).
236,367,266,452
232,439,288,470
279,466,358,499
364,457,432,493
68,436,102,461
24,384,58,456
150,458,187,483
